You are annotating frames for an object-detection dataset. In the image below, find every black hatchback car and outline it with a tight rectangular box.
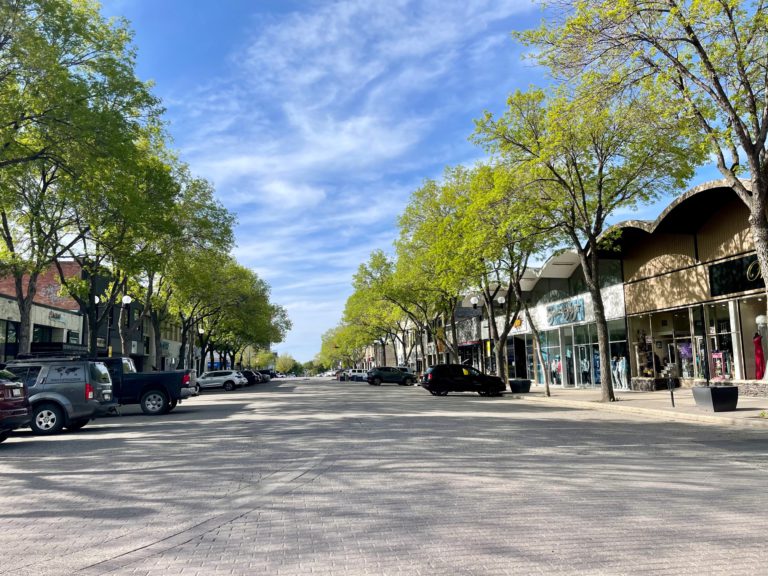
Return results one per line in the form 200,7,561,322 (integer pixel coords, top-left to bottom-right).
421,364,505,397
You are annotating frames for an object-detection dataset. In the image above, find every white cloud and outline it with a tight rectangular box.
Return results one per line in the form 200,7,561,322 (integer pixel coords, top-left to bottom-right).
161,0,539,361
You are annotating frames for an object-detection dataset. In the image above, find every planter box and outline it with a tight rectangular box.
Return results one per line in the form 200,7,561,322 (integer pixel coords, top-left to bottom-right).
508,379,531,393
691,385,739,412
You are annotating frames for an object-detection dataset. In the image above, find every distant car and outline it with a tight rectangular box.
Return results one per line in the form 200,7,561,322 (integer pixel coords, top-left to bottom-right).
334,370,345,381
366,366,416,386
346,368,368,382
421,364,505,397
240,370,262,386
257,370,272,382
197,370,247,391
0,369,30,443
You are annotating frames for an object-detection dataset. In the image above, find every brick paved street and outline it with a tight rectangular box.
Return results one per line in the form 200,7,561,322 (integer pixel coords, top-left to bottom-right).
3,378,768,575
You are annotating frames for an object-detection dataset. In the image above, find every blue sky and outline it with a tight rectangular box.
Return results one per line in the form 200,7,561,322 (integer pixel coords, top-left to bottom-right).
100,1,719,362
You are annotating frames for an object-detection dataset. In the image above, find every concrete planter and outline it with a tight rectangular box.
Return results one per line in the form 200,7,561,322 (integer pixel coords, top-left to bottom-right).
508,379,531,393
691,385,739,412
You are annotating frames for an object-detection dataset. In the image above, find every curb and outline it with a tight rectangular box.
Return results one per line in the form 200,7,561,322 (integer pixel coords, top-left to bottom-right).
508,393,768,430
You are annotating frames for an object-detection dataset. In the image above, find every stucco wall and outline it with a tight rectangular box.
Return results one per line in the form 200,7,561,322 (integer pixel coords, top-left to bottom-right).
624,265,710,315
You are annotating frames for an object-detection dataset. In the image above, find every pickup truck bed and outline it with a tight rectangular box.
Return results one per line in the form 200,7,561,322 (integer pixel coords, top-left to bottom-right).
101,357,197,415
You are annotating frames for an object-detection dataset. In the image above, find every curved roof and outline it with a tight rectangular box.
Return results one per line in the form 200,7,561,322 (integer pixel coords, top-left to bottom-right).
602,179,743,243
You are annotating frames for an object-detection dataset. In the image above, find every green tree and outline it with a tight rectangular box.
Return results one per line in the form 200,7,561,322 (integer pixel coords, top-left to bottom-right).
457,164,555,385
275,354,296,374
473,86,702,401
0,0,160,353
525,0,768,318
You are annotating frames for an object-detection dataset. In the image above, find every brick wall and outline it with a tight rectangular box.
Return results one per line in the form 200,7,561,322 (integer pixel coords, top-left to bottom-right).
0,262,81,310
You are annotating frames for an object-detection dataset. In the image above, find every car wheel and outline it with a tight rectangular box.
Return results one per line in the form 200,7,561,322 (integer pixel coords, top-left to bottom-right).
373,377,382,386
140,390,169,415
223,381,235,391
66,418,90,431
0,432,8,443
167,398,178,412
194,385,200,395
404,377,414,386
31,403,65,435
438,390,449,396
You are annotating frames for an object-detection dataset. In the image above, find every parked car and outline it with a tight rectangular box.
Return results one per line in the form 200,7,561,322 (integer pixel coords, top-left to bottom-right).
334,370,345,381
4,356,114,434
421,364,505,397
0,369,30,443
198,370,248,391
346,368,368,382
240,369,262,386
99,356,197,415
366,366,416,386
257,370,272,382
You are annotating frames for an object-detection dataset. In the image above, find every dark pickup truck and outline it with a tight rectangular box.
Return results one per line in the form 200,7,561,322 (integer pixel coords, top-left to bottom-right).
101,357,197,415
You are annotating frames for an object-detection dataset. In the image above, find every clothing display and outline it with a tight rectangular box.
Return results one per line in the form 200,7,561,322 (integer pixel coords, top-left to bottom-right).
754,333,765,379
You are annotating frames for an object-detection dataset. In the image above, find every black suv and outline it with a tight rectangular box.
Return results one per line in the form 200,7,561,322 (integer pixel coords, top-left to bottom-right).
366,366,416,386
421,364,505,397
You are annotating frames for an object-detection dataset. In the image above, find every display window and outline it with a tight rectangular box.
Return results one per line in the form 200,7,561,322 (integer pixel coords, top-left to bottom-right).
705,303,735,380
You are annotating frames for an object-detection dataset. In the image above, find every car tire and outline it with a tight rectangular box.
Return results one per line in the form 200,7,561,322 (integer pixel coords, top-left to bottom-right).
438,390,449,396
31,403,65,435
140,390,169,415
0,432,8,443
373,377,382,386
404,377,414,386
167,398,178,412
223,381,235,391
66,417,90,431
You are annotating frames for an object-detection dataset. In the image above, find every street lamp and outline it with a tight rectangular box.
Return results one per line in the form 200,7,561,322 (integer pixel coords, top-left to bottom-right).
470,296,479,309
496,296,506,307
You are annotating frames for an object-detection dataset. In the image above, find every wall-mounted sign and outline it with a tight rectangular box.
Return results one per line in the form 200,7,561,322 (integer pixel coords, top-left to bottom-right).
546,298,585,326
709,253,765,297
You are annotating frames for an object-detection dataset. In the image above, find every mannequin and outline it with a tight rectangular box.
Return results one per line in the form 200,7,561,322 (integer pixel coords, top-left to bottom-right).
754,333,765,380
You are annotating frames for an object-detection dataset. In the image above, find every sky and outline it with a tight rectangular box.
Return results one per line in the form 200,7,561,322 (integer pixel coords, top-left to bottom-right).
99,0,719,363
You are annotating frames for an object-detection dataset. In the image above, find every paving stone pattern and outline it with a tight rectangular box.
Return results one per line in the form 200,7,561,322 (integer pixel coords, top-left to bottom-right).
2,379,768,575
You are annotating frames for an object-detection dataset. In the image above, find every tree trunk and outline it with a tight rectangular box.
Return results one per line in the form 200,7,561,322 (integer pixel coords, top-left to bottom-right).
14,273,38,355
748,199,768,324
176,327,189,370
151,312,163,370
118,304,129,356
514,283,550,397
580,245,616,402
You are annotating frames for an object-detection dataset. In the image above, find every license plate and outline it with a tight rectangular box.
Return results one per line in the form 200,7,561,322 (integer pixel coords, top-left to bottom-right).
11,388,21,397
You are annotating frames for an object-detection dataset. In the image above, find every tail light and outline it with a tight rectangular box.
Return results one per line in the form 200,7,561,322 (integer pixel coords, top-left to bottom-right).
427,373,433,381
85,383,94,400
182,373,190,386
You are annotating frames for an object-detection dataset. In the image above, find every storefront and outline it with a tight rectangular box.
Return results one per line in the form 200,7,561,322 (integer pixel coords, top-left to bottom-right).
523,283,630,389
617,181,768,391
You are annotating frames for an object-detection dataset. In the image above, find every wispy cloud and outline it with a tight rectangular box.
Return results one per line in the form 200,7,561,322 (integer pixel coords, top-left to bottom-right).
159,0,538,360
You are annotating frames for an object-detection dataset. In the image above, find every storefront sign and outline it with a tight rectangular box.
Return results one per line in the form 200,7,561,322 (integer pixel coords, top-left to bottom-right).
546,298,585,326
709,254,765,297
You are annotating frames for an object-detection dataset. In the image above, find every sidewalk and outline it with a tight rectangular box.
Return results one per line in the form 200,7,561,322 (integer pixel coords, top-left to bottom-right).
511,385,768,429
